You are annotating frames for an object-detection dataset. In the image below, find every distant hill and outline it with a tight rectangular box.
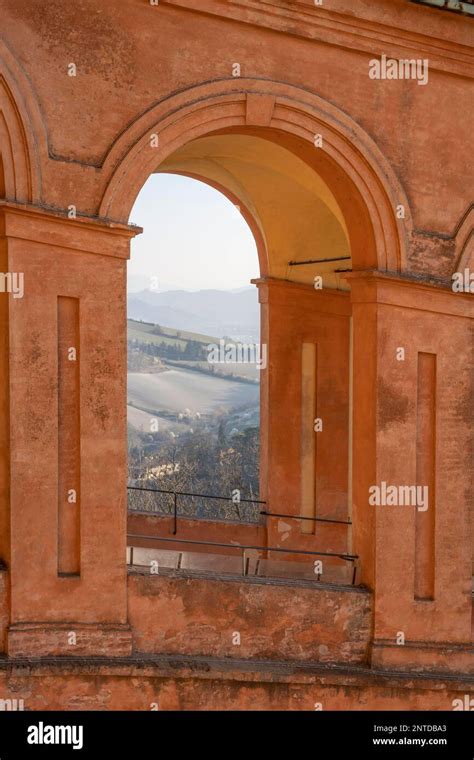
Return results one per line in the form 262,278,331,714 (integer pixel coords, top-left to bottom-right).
127,319,217,347
127,317,260,434
127,318,260,382
127,287,259,342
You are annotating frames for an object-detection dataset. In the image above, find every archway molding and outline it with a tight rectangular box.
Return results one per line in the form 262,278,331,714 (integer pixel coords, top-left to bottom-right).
454,204,474,272
99,79,412,273
0,40,46,202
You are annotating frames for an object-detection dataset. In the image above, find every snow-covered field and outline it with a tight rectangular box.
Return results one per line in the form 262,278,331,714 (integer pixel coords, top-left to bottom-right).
127,366,259,428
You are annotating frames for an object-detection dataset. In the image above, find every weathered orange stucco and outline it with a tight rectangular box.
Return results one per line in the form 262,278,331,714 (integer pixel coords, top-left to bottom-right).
0,0,473,710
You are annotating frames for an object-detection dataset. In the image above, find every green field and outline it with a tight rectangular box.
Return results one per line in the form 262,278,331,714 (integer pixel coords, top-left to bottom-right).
127,319,218,348
128,319,260,382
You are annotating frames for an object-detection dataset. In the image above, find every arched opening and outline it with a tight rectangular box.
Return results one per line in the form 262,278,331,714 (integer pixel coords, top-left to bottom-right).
105,80,407,588
127,173,262,529
100,81,409,276
126,128,357,584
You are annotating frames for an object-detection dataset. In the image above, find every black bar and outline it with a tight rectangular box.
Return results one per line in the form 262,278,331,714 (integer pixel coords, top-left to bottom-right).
128,485,266,505
0,711,471,756
260,510,351,526
288,256,351,266
173,492,177,536
129,487,350,526
128,504,350,527
127,533,358,561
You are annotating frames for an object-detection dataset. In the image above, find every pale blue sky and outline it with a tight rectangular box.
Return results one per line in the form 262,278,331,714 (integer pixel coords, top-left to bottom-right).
128,174,258,292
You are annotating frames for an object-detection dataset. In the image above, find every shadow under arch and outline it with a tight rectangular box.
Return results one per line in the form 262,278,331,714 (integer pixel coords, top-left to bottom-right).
155,130,353,289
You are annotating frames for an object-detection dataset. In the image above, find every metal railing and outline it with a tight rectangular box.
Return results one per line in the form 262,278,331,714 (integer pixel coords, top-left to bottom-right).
127,484,358,584
128,484,352,533
128,484,265,530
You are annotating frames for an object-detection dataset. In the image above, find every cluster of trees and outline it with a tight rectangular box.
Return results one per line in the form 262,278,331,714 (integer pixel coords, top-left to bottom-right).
127,346,164,371
128,426,260,522
128,337,207,362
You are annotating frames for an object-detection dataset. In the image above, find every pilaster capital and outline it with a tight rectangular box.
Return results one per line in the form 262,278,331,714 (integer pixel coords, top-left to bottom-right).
346,269,474,318
0,201,141,259
252,276,351,316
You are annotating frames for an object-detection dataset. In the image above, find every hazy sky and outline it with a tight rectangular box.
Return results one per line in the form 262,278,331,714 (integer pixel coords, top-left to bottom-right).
128,174,258,292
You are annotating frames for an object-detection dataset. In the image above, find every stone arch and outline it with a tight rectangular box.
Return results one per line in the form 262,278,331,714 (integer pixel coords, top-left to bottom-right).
454,204,474,272
99,79,411,273
0,40,45,203
0,152,5,198
156,133,353,288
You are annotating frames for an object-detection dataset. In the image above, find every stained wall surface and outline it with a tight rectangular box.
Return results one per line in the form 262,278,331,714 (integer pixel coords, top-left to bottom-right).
0,0,473,709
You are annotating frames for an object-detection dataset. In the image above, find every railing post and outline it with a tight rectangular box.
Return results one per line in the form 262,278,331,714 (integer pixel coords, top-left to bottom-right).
127,486,358,586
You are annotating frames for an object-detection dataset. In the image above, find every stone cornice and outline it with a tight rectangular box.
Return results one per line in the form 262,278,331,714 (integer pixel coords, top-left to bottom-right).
162,0,474,77
346,269,474,317
0,201,141,259
0,201,141,235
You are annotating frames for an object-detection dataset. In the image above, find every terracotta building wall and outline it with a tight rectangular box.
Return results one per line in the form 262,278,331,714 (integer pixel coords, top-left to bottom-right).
0,0,471,240
0,0,472,708
128,571,372,664
0,663,472,711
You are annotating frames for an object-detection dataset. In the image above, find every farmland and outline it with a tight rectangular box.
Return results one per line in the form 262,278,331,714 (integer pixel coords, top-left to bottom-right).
127,318,260,434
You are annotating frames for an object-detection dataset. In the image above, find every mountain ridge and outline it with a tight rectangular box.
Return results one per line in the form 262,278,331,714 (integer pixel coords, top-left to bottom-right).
127,287,259,342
